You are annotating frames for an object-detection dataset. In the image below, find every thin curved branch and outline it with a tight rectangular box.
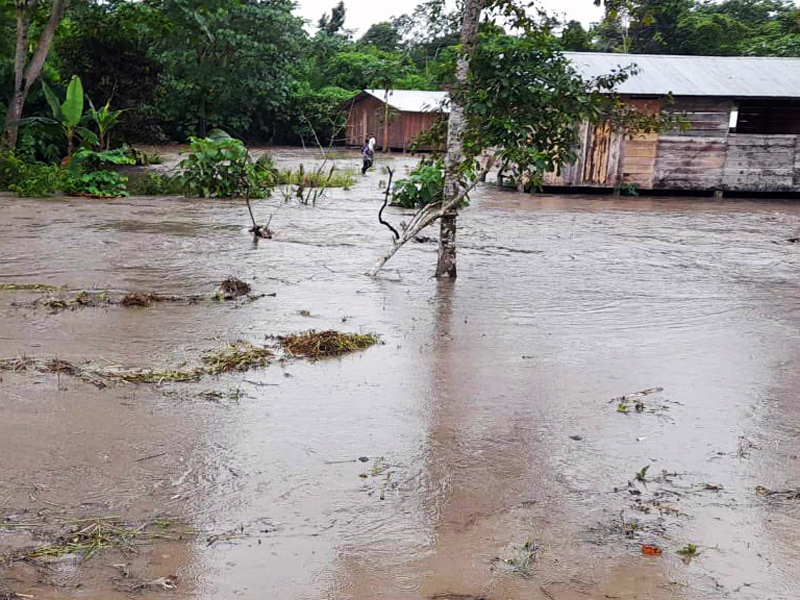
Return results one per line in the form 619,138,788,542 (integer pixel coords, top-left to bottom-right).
378,168,399,240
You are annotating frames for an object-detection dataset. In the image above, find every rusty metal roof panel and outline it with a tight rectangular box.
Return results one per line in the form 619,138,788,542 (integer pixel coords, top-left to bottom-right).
363,89,449,113
565,52,800,98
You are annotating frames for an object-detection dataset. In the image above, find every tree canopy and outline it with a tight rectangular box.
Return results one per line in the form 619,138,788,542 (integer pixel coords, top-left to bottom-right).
1,0,799,152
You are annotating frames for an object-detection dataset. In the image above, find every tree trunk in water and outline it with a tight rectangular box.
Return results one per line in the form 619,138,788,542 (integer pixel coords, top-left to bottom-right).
382,90,390,153
435,0,482,278
436,212,457,277
2,0,69,150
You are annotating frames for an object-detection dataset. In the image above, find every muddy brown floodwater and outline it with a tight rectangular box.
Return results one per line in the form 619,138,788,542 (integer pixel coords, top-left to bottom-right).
2,147,800,600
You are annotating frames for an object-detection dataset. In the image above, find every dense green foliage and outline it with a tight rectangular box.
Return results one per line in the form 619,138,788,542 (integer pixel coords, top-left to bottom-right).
392,161,447,208
3,0,793,154
1,0,798,200
576,0,800,56
178,129,270,198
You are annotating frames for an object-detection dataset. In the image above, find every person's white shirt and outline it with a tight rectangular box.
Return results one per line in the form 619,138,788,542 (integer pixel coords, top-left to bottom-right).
368,137,376,152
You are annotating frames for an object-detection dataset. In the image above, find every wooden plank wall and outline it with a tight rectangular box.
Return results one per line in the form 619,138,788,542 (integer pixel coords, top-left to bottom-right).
652,98,731,190
620,132,657,188
345,96,383,146
346,97,440,151
722,134,797,191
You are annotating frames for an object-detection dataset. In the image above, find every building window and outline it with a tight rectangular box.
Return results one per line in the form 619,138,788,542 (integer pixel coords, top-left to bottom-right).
734,99,800,134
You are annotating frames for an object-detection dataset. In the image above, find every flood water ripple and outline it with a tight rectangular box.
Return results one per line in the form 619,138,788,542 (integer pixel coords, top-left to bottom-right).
1,149,800,599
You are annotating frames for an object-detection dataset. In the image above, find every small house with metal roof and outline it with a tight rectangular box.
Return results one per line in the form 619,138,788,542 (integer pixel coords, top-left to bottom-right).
546,52,800,194
343,89,448,152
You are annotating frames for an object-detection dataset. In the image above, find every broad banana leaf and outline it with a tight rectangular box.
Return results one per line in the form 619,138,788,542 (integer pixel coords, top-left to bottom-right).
41,82,63,122
62,75,84,128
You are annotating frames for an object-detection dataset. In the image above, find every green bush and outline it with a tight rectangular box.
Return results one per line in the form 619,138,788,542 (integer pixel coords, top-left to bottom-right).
127,172,183,196
0,152,24,190
178,129,269,198
255,153,279,188
61,148,135,197
8,162,64,197
391,161,447,208
62,169,129,197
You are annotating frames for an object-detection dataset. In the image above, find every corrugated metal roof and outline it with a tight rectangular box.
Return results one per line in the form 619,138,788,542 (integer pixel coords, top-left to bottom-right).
364,89,449,112
565,52,800,98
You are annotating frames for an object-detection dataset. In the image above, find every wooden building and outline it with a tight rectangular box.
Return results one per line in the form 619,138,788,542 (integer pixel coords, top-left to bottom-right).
343,89,448,152
544,53,800,193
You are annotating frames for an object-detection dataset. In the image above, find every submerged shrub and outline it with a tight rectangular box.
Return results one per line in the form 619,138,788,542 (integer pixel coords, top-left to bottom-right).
178,129,270,198
277,164,356,189
127,171,183,196
8,162,63,197
391,161,446,208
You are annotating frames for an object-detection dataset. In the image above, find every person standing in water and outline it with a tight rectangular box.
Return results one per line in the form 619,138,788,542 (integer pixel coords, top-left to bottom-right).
361,136,374,175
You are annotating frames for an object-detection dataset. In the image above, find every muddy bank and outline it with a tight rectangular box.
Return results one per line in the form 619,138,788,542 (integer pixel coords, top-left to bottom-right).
2,148,800,599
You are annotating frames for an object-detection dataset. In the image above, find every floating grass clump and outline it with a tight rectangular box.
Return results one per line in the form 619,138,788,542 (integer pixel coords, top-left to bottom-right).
0,357,201,388
278,330,380,359
35,291,109,312
0,283,61,292
17,517,191,563
0,357,35,372
202,341,273,374
25,520,140,560
278,165,357,189
102,367,203,384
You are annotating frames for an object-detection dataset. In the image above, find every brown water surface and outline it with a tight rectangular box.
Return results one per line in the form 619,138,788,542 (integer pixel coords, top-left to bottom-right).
2,148,800,599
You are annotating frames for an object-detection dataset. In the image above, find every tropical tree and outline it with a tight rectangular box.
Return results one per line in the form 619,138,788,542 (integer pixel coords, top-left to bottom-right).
369,10,674,276
436,0,483,278
2,0,69,149
40,75,97,158
86,97,124,150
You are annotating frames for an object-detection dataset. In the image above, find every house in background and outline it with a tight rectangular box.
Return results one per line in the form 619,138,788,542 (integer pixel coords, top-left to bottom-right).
547,52,800,194
343,89,448,152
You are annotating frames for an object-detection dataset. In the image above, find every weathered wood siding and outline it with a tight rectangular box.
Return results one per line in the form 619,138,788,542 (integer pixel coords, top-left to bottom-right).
722,134,798,191
651,99,731,190
617,99,661,188
620,132,658,188
345,95,383,147
652,137,727,190
345,96,441,151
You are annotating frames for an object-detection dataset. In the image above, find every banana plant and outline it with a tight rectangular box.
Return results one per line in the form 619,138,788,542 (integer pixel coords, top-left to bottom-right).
86,97,125,151
40,75,98,158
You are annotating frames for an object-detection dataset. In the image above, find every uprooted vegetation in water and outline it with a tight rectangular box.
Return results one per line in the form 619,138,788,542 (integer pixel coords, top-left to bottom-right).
2,516,192,568
202,341,273,374
0,283,62,292
278,330,381,359
32,290,111,312
4,278,263,312
0,330,380,387
0,356,202,388
219,276,251,299
119,292,203,307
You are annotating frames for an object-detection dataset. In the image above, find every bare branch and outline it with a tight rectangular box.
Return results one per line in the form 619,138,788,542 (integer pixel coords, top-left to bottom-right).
367,174,482,277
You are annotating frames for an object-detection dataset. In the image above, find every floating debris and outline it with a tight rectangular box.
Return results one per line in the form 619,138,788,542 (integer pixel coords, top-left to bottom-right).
33,291,110,312
114,575,179,594
278,330,380,359
641,544,663,556
99,367,203,384
202,341,273,374
755,486,800,500
0,283,61,292
0,357,199,388
18,518,189,562
219,277,251,298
